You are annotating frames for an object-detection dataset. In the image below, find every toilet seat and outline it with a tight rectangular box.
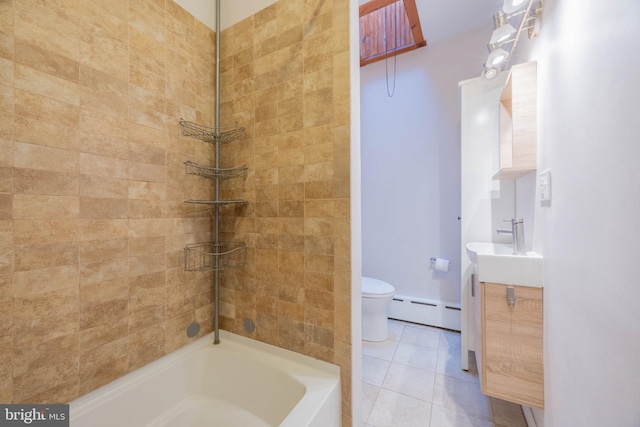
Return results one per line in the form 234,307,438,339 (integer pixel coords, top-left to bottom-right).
362,277,394,299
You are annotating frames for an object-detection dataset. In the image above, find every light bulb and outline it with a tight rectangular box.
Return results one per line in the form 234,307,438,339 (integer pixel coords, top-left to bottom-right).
487,48,509,66
504,0,529,13
490,23,517,45
481,66,502,80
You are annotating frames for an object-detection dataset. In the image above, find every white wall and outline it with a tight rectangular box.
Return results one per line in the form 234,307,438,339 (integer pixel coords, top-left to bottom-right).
360,26,490,305
172,0,215,29
173,0,278,30
511,0,640,425
220,0,277,29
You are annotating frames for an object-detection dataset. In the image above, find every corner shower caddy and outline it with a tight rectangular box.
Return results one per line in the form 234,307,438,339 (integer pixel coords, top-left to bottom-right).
180,119,248,273
180,119,247,345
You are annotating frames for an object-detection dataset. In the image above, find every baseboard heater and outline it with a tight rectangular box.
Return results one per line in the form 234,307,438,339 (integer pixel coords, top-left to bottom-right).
388,295,461,331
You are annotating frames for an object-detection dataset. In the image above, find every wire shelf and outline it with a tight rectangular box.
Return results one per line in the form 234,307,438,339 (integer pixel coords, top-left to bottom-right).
185,199,247,206
179,119,245,144
184,241,247,271
184,161,248,179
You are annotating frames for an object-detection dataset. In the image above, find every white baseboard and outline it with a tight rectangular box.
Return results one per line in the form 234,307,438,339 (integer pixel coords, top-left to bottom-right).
388,295,461,331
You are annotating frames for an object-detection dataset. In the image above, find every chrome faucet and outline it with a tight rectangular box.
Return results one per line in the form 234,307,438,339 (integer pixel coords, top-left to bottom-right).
496,218,526,255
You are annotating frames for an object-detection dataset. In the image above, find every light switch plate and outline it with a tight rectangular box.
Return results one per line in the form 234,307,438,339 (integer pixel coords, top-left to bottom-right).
539,169,551,202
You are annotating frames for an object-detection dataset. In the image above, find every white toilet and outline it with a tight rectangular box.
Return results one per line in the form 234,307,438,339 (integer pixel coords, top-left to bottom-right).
361,276,395,342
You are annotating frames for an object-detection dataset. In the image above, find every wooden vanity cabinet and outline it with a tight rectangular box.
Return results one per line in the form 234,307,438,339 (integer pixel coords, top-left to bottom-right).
480,282,544,409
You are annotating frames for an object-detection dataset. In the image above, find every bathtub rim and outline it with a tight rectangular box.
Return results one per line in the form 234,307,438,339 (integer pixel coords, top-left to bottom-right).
69,330,340,426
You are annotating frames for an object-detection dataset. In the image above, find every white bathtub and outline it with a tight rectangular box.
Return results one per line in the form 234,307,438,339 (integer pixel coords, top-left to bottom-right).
70,331,341,427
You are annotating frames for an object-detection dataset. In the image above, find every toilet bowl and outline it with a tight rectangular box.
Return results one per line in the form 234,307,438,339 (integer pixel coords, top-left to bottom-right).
361,277,395,342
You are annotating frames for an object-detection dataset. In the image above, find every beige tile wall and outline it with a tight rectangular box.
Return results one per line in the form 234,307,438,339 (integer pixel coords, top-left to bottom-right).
1,0,221,403
217,0,353,424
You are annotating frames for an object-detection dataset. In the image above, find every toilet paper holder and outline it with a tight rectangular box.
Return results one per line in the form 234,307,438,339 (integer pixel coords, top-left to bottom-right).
430,257,450,272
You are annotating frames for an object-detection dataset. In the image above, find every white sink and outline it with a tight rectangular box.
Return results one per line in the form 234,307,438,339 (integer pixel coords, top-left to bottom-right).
465,242,543,287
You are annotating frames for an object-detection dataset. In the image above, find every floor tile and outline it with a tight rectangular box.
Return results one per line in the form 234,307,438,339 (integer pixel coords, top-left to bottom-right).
363,354,391,387
401,324,441,349
430,404,496,427
393,342,439,372
436,349,479,384
362,320,527,427
367,388,431,427
438,330,462,355
387,319,406,341
432,374,493,422
382,362,436,402
363,382,380,422
363,338,399,361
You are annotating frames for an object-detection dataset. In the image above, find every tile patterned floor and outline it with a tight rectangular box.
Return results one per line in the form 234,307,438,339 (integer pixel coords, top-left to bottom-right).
362,319,527,427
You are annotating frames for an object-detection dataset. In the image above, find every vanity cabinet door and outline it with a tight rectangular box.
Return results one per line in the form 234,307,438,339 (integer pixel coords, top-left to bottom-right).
480,282,544,409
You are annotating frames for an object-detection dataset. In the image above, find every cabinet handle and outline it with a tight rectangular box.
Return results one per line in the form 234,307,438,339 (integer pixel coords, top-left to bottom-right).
471,274,475,297
507,286,516,308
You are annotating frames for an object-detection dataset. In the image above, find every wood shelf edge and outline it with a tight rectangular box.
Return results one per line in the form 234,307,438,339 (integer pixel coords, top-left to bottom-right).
492,167,536,180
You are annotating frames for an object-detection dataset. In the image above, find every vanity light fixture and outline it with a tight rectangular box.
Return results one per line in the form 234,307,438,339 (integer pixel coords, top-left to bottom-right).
482,0,543,79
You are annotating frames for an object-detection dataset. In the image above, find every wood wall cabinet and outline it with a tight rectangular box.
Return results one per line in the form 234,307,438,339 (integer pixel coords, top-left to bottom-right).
480,282,544,409
493,61,538,180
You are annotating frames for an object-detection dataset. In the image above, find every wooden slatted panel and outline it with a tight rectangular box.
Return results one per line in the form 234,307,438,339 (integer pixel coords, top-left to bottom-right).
359,0,426,66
